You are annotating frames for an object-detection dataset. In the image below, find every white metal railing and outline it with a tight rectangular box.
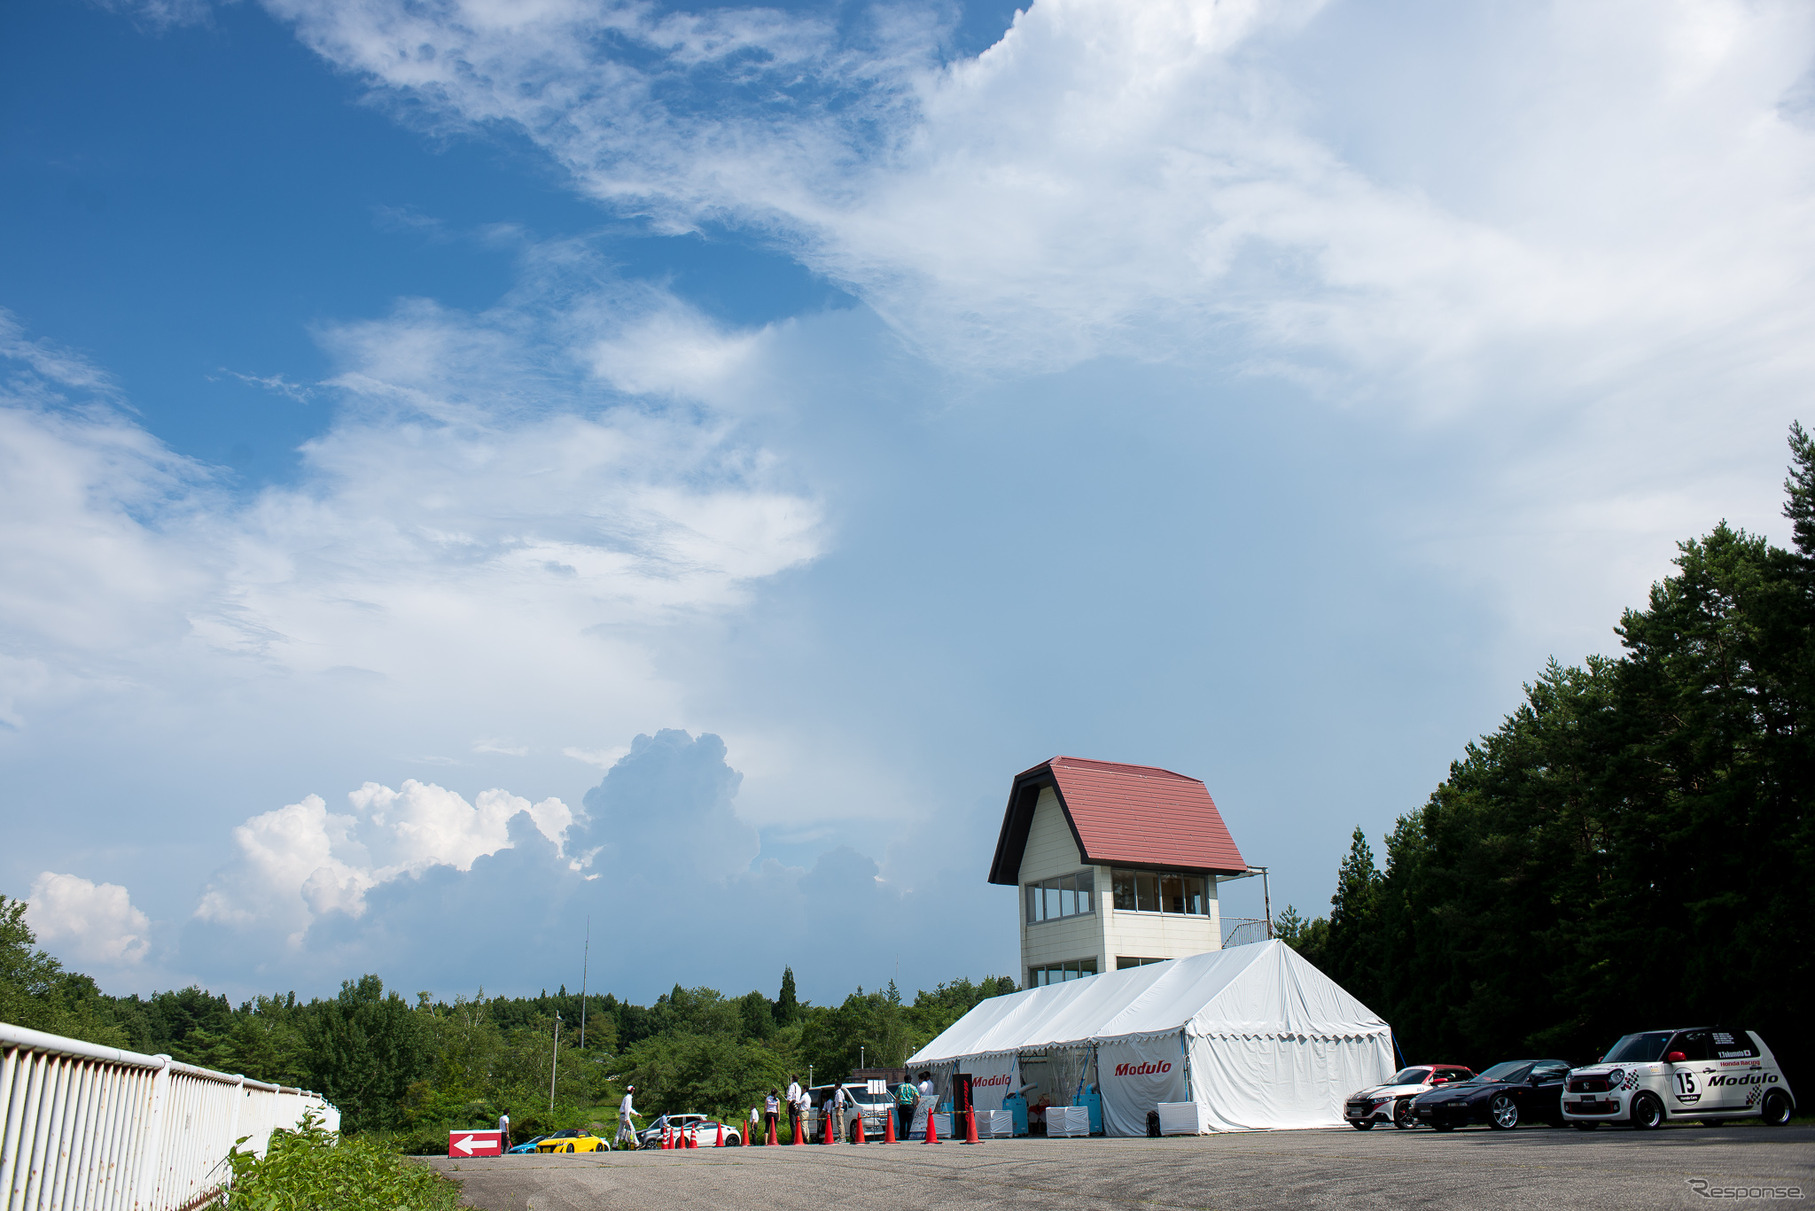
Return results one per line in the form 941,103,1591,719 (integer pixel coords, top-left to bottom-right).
1221,917,1272,948
0,1021,339,1211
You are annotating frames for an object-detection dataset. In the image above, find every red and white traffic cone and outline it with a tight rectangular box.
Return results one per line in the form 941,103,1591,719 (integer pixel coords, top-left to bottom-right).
924,1108,939,1145
883,1109,897,1144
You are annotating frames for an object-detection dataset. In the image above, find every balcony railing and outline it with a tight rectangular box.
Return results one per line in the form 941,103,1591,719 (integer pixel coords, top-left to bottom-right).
1221,917,1273,949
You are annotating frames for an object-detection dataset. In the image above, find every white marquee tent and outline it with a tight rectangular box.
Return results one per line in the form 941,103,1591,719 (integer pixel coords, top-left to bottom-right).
906,940,1394,1134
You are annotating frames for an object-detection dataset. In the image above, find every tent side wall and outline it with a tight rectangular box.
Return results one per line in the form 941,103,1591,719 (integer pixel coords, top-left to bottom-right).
1185,1030,1395,1131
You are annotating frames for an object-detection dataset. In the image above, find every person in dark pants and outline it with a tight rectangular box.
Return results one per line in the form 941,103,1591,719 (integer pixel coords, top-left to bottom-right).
895,1079,917,1139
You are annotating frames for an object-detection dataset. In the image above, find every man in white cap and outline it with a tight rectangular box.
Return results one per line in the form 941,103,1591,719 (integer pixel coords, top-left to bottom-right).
617,1085,642,1149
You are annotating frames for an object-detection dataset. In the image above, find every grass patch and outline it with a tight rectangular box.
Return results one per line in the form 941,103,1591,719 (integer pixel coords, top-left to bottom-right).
211,1115,463,1211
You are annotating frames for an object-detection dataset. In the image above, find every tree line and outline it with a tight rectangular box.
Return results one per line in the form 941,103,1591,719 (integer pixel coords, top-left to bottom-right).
0,897,1014,1149
1278,424,1815,1096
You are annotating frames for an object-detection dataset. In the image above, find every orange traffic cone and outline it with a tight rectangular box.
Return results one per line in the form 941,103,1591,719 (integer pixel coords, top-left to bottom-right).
823,1111,834,1144
963,1109,980,1145
791,1114,803,1145
882,1108,897,1144
688,1128,699,1149
924,1108,939,1145
766,1117,777,1146
660,1126,670,1149
853,1113,866,1145
715,1124,725,1147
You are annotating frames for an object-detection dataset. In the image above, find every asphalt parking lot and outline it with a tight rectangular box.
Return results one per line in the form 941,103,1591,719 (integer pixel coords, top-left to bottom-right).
427,1123,1815,1210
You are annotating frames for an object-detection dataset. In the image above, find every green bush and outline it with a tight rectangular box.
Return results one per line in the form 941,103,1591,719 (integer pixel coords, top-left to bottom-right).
212,1114,462,1211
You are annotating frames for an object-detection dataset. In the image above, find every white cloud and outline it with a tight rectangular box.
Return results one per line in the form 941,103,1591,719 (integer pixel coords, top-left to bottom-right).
252,0,1815,387
195,780,575,944
0,270,821,736
246,0,1815,662
26,872,152,965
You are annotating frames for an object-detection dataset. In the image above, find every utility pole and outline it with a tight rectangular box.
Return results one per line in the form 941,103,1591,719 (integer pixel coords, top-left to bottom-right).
550,1012,562,1111
579,918,589,1050
1262,868,1273,938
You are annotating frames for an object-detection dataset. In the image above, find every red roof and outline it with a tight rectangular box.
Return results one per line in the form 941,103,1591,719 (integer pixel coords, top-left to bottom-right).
987,756,1247,884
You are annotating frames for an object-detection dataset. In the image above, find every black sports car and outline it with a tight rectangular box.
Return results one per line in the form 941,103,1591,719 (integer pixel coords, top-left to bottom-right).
1411,1059,1571,1131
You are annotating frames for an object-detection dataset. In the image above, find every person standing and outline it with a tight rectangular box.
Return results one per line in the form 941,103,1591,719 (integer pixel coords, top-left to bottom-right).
617,1085,642,1149
497,1111,511,1154
894,1078,917,1139
764,1088,780,1143
794,1084,811,1141
832,1083,849,1143
785,1074,803,1141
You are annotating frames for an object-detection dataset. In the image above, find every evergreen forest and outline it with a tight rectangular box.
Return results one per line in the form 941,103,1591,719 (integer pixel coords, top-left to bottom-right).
1280,423,1815,1097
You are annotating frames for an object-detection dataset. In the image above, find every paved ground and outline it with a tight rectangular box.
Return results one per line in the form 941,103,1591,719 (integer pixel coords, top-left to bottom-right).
426,1123,1815,1210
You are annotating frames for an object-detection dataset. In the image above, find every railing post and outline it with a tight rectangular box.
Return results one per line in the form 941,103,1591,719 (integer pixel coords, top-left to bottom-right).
131,1056,171,1211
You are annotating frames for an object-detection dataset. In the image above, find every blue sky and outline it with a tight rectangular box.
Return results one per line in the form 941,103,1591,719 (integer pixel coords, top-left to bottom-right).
3,0,1813,1008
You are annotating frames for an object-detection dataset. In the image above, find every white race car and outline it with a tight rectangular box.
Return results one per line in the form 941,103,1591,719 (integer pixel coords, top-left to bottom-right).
1344,1064,1476,1129
1563,1028,1795,1130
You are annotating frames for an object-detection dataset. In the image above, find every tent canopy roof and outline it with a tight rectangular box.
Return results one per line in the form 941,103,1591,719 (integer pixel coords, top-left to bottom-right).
908,941,1388,1065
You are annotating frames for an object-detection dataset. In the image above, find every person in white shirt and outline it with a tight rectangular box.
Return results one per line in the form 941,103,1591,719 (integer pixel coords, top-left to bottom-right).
617,1085,642,1149
764,1089,780,1142
794,1086,811,1139
831,1083,849,1143
785,1075,803,1140
497,1112,510,1153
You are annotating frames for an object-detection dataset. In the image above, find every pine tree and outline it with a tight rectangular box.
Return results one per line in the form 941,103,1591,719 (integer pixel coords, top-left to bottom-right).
772,966,800,1026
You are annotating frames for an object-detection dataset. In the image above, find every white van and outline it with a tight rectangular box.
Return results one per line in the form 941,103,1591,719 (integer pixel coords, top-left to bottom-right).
1562,1027,1795,1129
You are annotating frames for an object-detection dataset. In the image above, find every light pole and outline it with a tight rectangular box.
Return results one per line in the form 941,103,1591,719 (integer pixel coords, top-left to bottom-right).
550,1012,562,1112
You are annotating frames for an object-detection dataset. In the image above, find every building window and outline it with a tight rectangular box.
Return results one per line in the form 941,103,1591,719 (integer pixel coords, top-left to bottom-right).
1024,870,1095,923
1028,958,1098,986
1116,956,1166,970
1110,869,1209,915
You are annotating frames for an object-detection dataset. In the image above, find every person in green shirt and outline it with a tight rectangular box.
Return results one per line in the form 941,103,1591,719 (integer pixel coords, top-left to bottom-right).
894,1080,918,1139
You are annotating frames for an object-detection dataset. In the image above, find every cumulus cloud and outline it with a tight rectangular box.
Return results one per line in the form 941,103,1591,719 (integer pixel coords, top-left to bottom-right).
176,730,1012,1000
26,872,152,965
195,780,575,945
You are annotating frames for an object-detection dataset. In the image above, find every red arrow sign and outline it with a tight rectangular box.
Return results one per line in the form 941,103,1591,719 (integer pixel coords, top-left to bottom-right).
448,1130,503,1157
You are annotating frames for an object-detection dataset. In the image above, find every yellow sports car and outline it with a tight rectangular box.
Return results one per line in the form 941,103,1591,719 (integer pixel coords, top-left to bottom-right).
535,1128,607,1153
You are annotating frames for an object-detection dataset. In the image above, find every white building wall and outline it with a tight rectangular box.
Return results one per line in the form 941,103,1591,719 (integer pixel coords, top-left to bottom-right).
1018,789,1107,978
1101,878,1220,966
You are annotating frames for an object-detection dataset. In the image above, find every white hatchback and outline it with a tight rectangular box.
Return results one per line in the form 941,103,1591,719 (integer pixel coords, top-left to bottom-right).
1562,1028,1795,1129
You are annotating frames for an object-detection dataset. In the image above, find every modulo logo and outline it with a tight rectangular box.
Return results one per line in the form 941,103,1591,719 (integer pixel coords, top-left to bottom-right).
1113,1061,1172,1077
